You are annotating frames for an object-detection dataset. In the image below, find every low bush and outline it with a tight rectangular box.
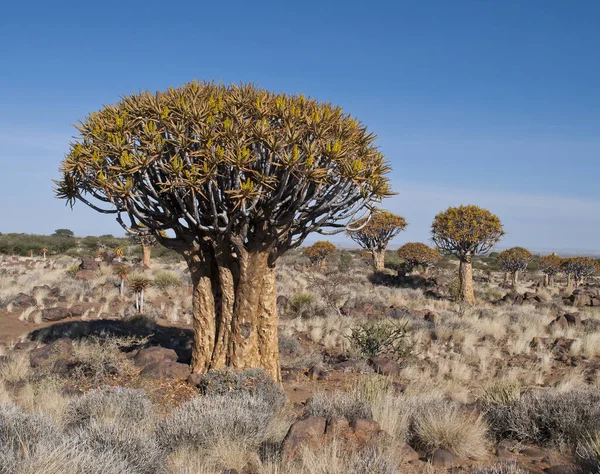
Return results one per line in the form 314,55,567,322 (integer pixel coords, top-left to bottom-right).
483,387,600,448
348,320,410,359
289,292,317,318
305,390,372,421
151,269,180,289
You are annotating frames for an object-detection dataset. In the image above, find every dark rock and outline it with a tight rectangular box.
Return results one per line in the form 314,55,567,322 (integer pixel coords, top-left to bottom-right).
13,341,36,351
424,311,440,324
139,360,191,380
349,418,381,435
544,466,576,474
398,442,420,462
306,366,323,381
41,307,71,322
432,448,457,467
186,372,203,387
520,447,546,458
563,313,581,328
30,338,74,368
325,417,350,437
282,416,327,460
370,357,399,376
79,256,100,271
134,346,178,367
11,293,36,309
548,315,569,331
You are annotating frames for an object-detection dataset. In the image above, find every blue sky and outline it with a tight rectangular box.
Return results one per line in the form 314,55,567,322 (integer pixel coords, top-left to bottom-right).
1,0,599,251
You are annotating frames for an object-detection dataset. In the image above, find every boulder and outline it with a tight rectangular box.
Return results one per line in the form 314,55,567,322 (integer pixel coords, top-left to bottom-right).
398,442,420,462
139,360,191,380
30,338,74,369
370,357,399,376
41,307,71,322
432,448,457,467
11,293,36,309
282,416,327,460
79,256,100,271
134,346,178,367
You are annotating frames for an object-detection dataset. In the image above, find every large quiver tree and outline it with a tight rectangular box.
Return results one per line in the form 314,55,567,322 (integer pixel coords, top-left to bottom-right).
55,82,392,381
431,205,504,305
562,257,598,288
498,247,533,288
347,209,407,271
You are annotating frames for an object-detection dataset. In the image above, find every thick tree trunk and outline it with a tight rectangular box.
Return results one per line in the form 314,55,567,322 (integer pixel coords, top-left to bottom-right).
459,256,475,305
543,274,549,287
504,272,510,284
424,266,431,280
372,250,385,272
185,248,281,382
142,244,152,268
512,271,519,288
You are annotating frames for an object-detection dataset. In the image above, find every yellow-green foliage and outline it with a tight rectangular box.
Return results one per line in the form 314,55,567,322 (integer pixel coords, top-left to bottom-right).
538,254,563,276
347,209,407,251
498,247,533,274
56,82,392,251
431,205,504,259
303,241,336,265
562,257,599,281
397,242,441,270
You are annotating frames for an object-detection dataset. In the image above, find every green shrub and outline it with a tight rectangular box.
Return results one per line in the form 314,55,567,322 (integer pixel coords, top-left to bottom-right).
348,320,410,359
152,270,180,289
289,292,317,318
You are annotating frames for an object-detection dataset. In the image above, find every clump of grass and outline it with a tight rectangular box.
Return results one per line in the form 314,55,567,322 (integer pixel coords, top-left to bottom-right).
348,320,410,359
411,400,489,459
484,387,600,448
152,269,181,289
289,292,317,318
480,380,522,406
305,390,372,422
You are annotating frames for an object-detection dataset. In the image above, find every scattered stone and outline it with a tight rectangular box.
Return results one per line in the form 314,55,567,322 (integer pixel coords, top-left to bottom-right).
370,357,399,376
13,341,36,351
432,448,457,467
306,366,323,381
30,338,74,369
544,466,576,474
11,293,36,309
41,307,71,322
520,447,546,458
139,360,191,380
79,256,100,271
186,372,203,387
398,442,420,462
134,346,178,367
282,416,327,460
424,310,440,324
349,418,381,436
325,417,350,437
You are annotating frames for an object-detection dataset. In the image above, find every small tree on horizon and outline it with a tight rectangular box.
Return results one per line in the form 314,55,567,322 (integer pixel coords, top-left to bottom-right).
55,82,392,381
52,228,74,238
347,209,407,271
303,241,337,267
40,247,48,260
538,254,563,287
397,242,441,280
499,247,533,288
562,257,598,288
431,205,504,305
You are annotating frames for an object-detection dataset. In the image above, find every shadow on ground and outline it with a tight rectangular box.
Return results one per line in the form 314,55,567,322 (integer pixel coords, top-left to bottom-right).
27,317,194,363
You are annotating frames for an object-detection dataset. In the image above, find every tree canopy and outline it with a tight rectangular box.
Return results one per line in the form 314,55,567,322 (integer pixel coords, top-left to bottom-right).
56,81,392,256
431,205,504,259
538,254,563,276
498,247,533,274
397,242,441,270
347,209,407,252
303,241,336,265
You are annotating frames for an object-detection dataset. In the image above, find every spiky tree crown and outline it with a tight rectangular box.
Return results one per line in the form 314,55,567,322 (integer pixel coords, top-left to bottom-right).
538,254,563,276
347,209,407,251
303,241,336,263
562,257,598,279
431,205,504,258
499,247,533,274
56,82,392,254
397,242,441,268
129,274,153,292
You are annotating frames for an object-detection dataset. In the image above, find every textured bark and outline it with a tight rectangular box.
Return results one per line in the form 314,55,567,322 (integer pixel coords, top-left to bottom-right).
372,250,385,272
142,243,152,268
543,274,549,287
186,248,281,382
424,266,431,280
512,271,519,288
504,272,510,284
459,256,475,305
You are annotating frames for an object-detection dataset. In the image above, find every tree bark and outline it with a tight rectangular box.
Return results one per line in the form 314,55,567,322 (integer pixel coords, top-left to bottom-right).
504,272,510,284
459,255,475,305
567,274,574,288
372,250,385,272
185,248,281,383
543,274,549,287
424,266,430,280
512,271,519,288
142,243,152,268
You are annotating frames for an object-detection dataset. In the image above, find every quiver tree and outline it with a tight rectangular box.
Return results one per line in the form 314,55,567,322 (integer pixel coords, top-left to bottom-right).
128,227,158,268
538,254,563,286
431,205,504,305
397,242,441,279
347,209,407,271
498,247,533,288
113,264,130,298
40,248,48,260
303,241,337,267
130,274,152,313
55,81,392,382
114,246,124,263
562,257,598,288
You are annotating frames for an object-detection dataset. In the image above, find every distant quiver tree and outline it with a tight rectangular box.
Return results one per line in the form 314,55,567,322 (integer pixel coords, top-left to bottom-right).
55,81,392,381
498,247,533,288
347,209,407,271
431,205,504,305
